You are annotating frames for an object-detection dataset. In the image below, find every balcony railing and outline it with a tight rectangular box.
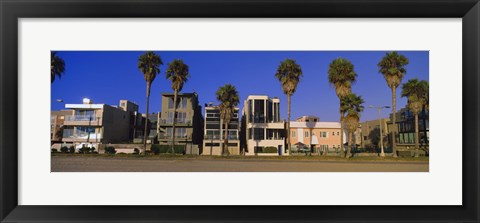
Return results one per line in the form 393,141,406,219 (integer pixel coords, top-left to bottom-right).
63,129,101,139
205,135,239,140
160,119,191,125
158,134,189,139
65,115,99,122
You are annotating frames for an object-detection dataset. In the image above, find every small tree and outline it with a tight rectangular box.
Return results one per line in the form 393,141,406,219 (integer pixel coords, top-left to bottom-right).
341,93,365,158
216,84,240,156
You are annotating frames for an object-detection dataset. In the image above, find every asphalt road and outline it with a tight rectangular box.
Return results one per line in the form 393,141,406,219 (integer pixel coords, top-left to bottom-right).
51,156,429,172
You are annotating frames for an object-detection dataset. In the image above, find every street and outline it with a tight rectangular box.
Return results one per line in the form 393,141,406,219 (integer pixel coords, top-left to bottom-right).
51,156,429,172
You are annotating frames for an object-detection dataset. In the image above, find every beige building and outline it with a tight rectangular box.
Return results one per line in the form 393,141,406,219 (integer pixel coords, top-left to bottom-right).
242,95,286,156
59,98,145,150
203,103,240,155
51,110,73,144
360,118,390,150
290,116,342,155
158,93,204,152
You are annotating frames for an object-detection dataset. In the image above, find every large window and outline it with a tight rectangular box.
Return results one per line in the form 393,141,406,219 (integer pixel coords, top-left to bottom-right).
253,100,265,123
166,127,187,138
253,128,264,140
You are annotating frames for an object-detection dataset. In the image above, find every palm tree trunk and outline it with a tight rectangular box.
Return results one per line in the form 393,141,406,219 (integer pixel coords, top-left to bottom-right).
225,120,230,156
414,113,419,158
220,118,224,156
346,131,352,158
339,110,345,158
143,82,151,156
171,90,178,154
287,94,291,155
391,86,398,158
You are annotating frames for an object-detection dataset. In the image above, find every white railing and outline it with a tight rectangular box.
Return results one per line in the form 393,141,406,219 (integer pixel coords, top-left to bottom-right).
65,115,98,122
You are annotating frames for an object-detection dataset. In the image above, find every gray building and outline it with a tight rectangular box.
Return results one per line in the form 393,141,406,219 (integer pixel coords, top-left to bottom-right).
158,93,204,151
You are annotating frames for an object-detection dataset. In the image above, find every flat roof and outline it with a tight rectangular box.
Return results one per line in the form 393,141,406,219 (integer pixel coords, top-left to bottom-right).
290,121,341,129
65,104,104,109
161,92,197,97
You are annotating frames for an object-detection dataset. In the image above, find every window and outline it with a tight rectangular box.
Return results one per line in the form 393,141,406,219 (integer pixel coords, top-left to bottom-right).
181,97,187,108
292,131,296,138
322,132,327,138
253,100,265,123
121,102,126,107
305,131,309,137
177,112,187,123
253,128,264,140
168,98,174,109
168,112,174,123
364,136,367,140
332,132,335,136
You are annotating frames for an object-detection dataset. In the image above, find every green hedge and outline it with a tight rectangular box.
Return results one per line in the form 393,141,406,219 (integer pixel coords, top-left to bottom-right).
105,146,117,154
262,146,278,153
151,144,185,154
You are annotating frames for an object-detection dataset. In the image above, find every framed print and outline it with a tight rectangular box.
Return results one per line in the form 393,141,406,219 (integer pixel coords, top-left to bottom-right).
1,0,479,222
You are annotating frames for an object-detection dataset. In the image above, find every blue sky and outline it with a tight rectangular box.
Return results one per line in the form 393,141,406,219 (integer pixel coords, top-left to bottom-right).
51,51,428,122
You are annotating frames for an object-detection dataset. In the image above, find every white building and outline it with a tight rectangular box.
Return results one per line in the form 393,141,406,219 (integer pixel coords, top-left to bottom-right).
242,95,286,156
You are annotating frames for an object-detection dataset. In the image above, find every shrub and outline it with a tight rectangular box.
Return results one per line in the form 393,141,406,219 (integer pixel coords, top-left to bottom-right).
105,146,116,154
68,146,75,154
51,148,58,153
263,146,278,153
60,146,69,153
133,148,140,155
90,147,96,153
150,144,184,154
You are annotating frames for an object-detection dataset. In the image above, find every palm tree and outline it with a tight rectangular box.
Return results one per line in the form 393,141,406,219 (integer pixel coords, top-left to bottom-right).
401,78,429,157
328,58,357,157
275,59,303,155
378,51,409,157
166,59,190,154
138,51,163,155
216,84,240,156
341,93,365,158
51,51,66,83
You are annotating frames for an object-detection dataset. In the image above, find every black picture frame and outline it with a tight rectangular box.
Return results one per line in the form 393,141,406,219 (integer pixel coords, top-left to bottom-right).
1,0,479,222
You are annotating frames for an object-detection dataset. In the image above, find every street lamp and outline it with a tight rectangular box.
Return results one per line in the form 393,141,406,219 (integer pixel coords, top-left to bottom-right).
368,105,390,157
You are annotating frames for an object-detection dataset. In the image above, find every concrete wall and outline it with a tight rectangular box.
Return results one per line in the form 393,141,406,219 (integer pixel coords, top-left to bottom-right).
102,105,131,143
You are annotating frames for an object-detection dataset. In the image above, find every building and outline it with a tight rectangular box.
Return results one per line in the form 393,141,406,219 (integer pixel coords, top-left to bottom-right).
242,95,285,156
290,116,342,155
360,118,390,151
387,106,429,151
51,110,73,144
157,93,204,152
60,98,145,149
203,103,240,155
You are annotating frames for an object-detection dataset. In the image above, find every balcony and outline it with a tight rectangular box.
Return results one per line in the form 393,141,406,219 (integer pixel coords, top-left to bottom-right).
204,135,239,140
64,115,101,126
62,129,101,141
158,133,189,140
159,119,192,126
